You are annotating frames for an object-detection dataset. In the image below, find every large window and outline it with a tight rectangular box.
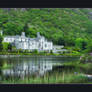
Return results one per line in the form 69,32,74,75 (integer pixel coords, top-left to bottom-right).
45,44,47,48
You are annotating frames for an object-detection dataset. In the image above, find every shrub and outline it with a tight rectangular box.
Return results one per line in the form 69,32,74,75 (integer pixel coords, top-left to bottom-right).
32,49,38,54
72,51,80,54
8,43,12,51
2,42,9,51
75,38,88,51
50,50,53,54
0,43,3,51
24,50,29,53
72,47,81,52
80,54,92,63
0,35,3,51
85,42,92,53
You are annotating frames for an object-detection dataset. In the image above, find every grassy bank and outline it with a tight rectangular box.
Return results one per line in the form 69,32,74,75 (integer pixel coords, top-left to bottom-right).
0,51,82,56
63,60,92,70
1,72,88,84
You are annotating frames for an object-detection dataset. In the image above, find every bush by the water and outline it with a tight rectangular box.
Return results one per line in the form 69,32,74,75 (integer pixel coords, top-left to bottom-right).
80,54,92,63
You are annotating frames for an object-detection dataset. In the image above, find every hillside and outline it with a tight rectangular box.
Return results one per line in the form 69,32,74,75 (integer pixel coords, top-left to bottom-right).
0,8,92,48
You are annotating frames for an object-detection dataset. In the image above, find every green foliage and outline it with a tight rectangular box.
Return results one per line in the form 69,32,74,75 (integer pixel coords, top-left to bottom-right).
80,54,92,63
0,35,3,51
0,35,3,43
85,42,92,53
8,43,12,51
0,43,3,51
32,49,38,54
1,8,92,52
75,38,88,51
2,42,9,51
72,47,81,52
50,50,53,54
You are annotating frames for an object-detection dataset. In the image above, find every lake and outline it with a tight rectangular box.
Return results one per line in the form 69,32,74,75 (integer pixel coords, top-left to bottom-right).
0,56,81,83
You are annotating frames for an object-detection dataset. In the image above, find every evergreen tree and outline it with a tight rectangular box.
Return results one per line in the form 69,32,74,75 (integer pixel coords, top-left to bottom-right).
0,35,3,51
8,43,12,51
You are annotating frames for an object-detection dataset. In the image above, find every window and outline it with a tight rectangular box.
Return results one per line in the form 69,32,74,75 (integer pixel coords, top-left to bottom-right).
5,38,7,41
32,42,34,45
19,38,21,41
45,44,47,48
8,38,10,41
39,44,41,48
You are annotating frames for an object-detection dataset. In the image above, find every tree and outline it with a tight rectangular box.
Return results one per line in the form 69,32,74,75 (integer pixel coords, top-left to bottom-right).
0,43,3,51
0,8,92,49
33,49,38,54
58,37,65,45
8,43,12,51
2,42,9,51
81,40,87,50
75,38,83,50
85,42,92,53
75,38,88,51
0,35,3,51
0,35,3,43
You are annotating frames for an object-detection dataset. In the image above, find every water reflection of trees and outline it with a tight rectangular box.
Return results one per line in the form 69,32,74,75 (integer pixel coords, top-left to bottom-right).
0,58,3,67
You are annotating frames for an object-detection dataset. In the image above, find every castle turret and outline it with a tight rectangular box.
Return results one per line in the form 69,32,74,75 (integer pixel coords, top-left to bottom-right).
21,32,25,37
37,32,41,38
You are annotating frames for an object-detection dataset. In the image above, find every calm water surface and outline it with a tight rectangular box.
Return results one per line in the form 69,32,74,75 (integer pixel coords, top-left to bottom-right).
0,56,80,80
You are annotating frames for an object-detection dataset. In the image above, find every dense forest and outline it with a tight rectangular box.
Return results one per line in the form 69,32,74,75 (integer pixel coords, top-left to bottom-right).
0,8,92,52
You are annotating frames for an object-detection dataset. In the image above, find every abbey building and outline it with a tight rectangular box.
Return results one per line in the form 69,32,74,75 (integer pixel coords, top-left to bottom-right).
3,32,53,51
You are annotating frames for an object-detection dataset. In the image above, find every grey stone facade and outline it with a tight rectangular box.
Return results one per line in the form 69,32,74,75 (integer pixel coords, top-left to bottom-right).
3,32,53,51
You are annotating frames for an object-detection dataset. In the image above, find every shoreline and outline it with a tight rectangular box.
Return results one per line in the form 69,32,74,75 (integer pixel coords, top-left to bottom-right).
0,54,80,58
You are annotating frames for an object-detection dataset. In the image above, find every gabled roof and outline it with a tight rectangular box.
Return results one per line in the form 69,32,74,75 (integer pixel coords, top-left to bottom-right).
4,32,49,42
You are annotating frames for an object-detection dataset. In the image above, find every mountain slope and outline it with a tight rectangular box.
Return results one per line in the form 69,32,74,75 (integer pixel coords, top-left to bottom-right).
0,8,92,46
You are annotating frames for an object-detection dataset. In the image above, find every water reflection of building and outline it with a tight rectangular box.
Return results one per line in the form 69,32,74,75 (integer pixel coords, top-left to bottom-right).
1,56,79,79
2,60,53,78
